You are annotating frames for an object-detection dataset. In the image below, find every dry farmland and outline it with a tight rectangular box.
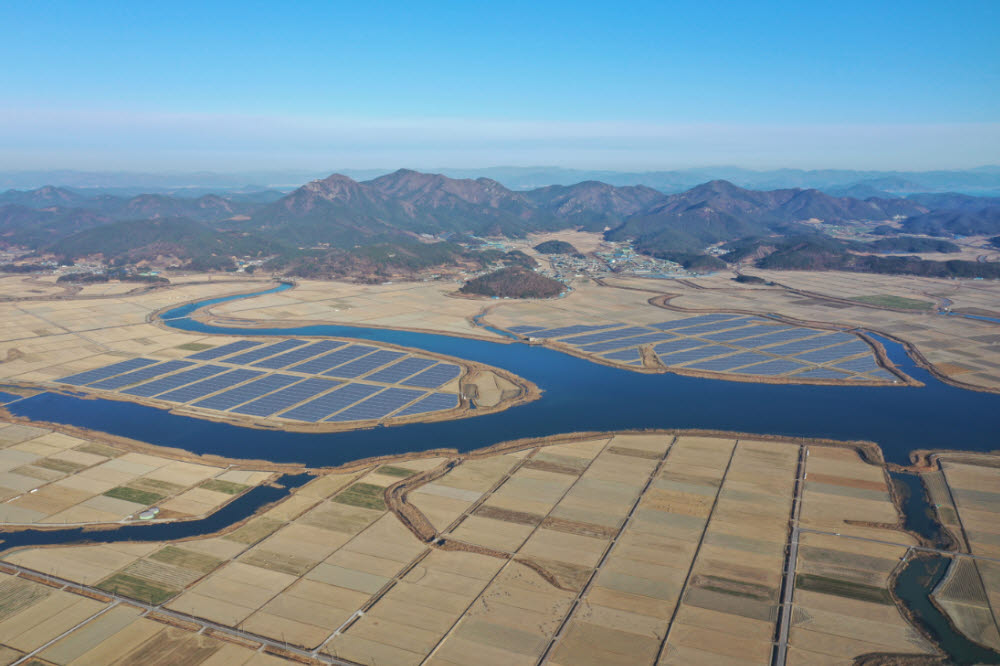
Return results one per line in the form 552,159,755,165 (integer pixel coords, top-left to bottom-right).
0,431,950,664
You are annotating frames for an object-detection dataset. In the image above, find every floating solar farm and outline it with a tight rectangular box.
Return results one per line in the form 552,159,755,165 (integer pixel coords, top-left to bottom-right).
54,339,465,426
511,314,898,383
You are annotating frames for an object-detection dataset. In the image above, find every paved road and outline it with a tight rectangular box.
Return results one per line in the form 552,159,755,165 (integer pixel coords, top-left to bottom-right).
774,446,806,666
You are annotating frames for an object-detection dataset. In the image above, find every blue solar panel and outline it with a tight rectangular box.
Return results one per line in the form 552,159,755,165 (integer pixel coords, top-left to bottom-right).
222,340,307,365
698,324,791,343
326,387,426,422
509,325,543,333
393,393,458,417
747,328,826,348
739,359,810,376
579,332,678,352
832,355,880,373
56,358,159,386
667,319,761,336
602,348,641,361
759,335,841,356
282,384,383,422
290,345,376,374
528,323,623,339
648,314,745,330
657,345,736,366
365,357,437,384
796,341,871,364
192,374,301,411
251,340,346,369
122,365,227,397
232,378,341,417
401,364,461,388
684,352,774,372
653,339,712,355
866,369,898,382
793,367,852,380
88,360,193,389
156,369,264,403
186,340,262,361
560,326,651,345
324,350,406,379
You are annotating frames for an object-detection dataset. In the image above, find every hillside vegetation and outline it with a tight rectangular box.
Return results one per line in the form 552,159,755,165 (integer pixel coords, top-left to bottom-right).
459,266,565,299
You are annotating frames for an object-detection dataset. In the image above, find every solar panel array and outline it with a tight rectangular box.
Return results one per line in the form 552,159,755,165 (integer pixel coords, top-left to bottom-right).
560,326,651,345
699,324,791,342
157,369,263,403
509,325,543,334
187,340,262,361
832,356,880,373
88,360,193,389
56,358,158,386
795,341,870,364
528,323,623,339
579,332,677,352
649,314,744,330
289,345,375,374
685,351,774,372
223,340,307,365
658,345,736,365
282,384,383,422
365,357,436,384
251,340,345,369
402,363,461,388
325,350,406,379
653,339,711,355
603,348,641,361
233,378,341,417
737,359,809,376
735,329,821,348
794,367,852,380
121,365,227,397
192,374,301,411
326,387,425,422
394,392,459,417
761,335,843,356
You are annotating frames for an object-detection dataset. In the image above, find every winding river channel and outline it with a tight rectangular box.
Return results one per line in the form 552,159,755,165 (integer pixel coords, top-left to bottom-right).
5,282,1000,662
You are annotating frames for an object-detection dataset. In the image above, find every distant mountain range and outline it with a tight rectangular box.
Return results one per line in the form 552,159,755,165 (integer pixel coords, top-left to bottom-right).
2,169,1000,274
2,165,1000,196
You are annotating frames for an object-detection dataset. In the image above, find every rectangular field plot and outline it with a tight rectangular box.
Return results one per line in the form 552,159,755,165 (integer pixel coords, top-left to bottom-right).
795,340,871,363
192,374,302,411
684,351,775,372
649,313,745,330
560,326,652,345
528,324,624,339
221,339,307,365
656,344,738,366
364,357,437,384
602,348,642,361
88,360,193,389
832,355,881,373
186,339,262,361
579,332,677,352
290,344,376,374
121,364,228,397
326,388,426,422
281,383,383,422
324,350,407,379
232,377,342,417
739,358,811,376
393,392,458,417
698,323,792,342
759,334,845,356
652,338,712,355
56,358,158,385
401,363,461,388
792,367,853,380
156,368,264,403
250,340,345,369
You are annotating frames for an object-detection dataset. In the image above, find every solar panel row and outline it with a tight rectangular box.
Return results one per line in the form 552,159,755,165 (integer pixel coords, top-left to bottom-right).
653,339,712,355
732,329,822,349
866,369,898,382
684,351,773,372
56,358,158,385
528,323,623,339
698,324,791,343
402,364,461,388
251,340,345,369
88,360,193,389
325,350,406,379
795,341,870,363
223,339,307,365
186,340,262,361
289,344,376,374
657,345,736,366
394,392,458,417
579,332,677,353
602,348,641,361
560,326,651,345
793,367,851,380
122,364,227,397
739,359,809,376
193,374,301,411
282,384,383,422
365,357,436,384
508,325,543,333
760,335,841,356
649,314,745,330
832,356,880,373
326,387,425,422
233,378,341,417
668,319,761,336
157,368,264,403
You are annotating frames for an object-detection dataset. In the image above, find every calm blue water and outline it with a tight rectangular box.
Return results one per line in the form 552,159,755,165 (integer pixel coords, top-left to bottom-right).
8,283,1000,466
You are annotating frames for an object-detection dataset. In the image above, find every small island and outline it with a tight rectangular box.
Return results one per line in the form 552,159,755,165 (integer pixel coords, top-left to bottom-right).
459,266,565,298
533,239,581,256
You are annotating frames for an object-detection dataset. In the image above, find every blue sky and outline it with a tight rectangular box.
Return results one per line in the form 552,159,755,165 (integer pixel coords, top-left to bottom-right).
1,1,997,171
